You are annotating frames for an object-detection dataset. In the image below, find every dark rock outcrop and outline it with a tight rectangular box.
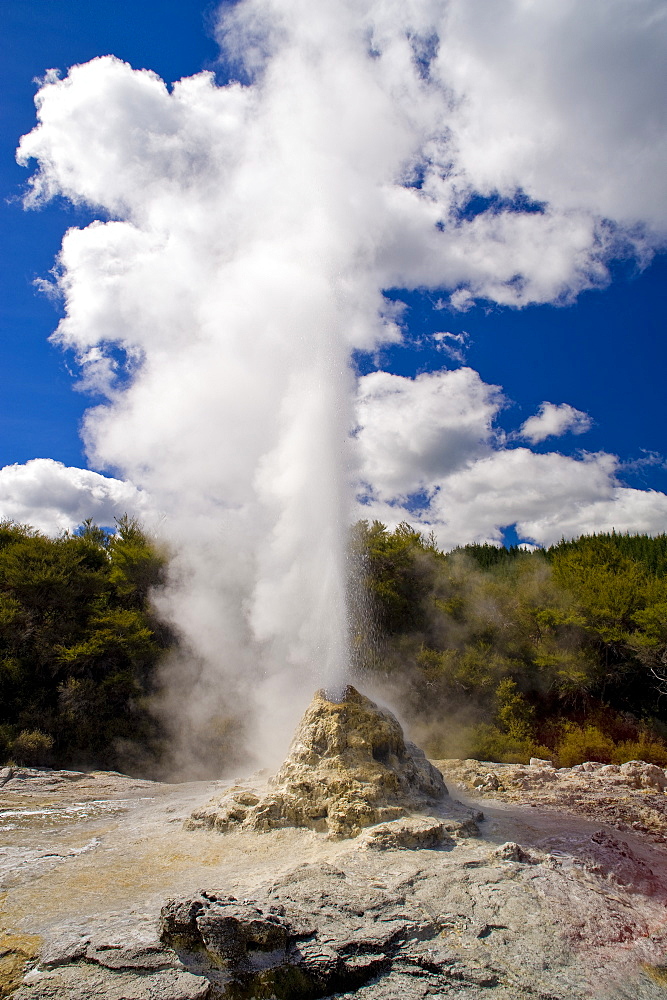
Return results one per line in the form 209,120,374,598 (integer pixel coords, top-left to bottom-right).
160,867,444,1000
160,849,667,999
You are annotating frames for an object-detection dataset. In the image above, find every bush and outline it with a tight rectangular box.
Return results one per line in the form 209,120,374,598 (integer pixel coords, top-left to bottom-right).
10,730,54,766
554,724,615,767
610,735,667,767
0,518,172,770
465,722,551,765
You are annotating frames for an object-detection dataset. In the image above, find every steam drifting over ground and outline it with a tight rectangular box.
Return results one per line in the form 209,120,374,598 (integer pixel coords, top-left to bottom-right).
8,0,667,770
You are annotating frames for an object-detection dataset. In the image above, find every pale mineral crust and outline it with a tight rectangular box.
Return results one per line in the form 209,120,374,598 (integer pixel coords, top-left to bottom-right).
436,758,667,842
4,752,667,998
159,842,667,1000
186,686,469,839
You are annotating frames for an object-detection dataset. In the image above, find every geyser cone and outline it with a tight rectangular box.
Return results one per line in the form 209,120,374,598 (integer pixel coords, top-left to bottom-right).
187,686,451,838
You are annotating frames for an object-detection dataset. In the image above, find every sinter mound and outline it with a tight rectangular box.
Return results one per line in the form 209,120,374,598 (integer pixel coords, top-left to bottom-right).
187,685,455,839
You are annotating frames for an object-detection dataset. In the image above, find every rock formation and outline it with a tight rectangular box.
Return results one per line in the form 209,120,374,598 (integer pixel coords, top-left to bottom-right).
160,840,667,1000
187,686,473,839
437,757,667,843
3,756,667,998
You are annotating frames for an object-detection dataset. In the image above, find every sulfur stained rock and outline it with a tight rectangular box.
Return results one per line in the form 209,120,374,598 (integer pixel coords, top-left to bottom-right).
0,928,42,998
187,686,457,839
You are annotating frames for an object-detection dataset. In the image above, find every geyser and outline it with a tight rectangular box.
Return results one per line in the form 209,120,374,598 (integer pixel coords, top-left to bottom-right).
187,685,477,840
18,0,664,773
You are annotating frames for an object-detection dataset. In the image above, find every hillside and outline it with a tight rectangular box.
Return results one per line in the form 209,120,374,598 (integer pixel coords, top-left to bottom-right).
3,518,667,772
354,523,667,766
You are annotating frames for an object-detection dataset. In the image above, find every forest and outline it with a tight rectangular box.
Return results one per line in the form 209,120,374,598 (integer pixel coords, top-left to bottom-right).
2,516,667,772
354,522,667,766
0,517,171,771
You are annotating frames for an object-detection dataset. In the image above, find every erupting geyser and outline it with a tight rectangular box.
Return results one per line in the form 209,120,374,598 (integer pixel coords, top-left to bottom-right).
17,0,667,776
187,686,478,840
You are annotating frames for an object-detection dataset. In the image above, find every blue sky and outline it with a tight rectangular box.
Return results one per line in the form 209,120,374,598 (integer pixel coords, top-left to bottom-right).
361,258,667,494
1,0,222,469
1,0,666,548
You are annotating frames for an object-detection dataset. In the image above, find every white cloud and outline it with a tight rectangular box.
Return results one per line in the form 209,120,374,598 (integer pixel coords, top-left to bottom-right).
435,0,667,233
0,459,152,536
520,488,667,546
355,368,502,498
354,370,667,549
431,330,469,363
448,290,475,312
520,402,593,444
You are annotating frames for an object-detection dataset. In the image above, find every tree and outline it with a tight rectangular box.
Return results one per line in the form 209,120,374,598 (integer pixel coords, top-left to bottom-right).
0,517,172,770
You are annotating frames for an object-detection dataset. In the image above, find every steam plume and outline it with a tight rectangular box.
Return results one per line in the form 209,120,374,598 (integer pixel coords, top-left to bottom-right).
16,0,666,770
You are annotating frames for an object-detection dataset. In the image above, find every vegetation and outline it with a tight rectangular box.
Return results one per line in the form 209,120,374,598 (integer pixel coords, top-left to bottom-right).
2,509,667,774
0,516,171,771
353,522,667,767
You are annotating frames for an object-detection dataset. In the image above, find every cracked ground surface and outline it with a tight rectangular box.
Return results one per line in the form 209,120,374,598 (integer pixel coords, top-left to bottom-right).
0,763,666,998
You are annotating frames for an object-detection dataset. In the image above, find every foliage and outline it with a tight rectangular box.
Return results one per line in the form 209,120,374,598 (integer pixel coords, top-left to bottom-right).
4,511,667,775
354,522,667,768
9,729,54,766
610,734,667,767
462,679,551,764
0,517,171,770
554,724,615,767
351,520,440,637
465,724,551,766
449,542,527,571
549,531,667,577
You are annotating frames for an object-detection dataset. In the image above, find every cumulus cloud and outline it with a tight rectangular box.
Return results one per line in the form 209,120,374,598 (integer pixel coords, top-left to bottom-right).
354,369,667,550
436,0,667,234
355,368,502,498
0,459,151,535
520,402,593,444
14,0,667,766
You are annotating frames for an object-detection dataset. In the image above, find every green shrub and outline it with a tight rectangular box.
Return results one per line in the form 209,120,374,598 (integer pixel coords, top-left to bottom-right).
555,724,615,767
465,722,551,765
0,518,172,770
10,730,54,766
610,735,667,767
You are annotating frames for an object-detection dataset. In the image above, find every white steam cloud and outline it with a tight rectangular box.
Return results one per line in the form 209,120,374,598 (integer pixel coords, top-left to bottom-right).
13,0,667,768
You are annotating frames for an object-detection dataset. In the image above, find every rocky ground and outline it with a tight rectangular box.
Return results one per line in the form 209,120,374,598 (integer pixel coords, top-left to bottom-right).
436,758,667,843
0,699,667,999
